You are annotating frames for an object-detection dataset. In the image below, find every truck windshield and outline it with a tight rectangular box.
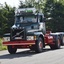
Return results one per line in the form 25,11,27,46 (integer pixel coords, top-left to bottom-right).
15,15,37,23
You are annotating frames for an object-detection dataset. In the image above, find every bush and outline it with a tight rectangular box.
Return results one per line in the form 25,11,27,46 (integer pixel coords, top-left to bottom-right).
0,38,7,51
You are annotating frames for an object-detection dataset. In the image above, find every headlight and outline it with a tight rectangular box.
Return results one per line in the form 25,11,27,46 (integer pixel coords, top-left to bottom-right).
27,36,36,40
3,37,10,42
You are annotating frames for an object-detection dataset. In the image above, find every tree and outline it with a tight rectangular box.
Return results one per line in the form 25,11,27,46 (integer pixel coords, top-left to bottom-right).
19,1,33,8
19,0,46,12
0,2,15,37
44,0,64,32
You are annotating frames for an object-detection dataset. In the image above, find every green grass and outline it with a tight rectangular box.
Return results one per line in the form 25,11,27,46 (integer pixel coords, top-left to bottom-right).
0,38,7,51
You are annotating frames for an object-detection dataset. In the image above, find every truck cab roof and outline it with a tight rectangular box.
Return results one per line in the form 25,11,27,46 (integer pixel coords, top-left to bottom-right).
15,8,44,17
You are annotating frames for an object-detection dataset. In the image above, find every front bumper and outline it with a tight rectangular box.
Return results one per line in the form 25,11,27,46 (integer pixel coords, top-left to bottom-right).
3,40,35,46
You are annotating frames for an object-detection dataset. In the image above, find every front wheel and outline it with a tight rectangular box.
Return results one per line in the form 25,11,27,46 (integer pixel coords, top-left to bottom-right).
7,45,17,54
35,37,43,53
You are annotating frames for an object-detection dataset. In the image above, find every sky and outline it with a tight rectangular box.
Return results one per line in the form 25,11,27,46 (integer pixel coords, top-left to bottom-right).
0,0,25,7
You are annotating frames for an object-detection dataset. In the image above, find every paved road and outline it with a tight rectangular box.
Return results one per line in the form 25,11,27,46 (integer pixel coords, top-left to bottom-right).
0,46,64,64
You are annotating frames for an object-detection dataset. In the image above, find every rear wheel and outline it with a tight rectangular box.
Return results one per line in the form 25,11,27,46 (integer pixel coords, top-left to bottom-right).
55,38,60,49
35,37,43,53
7,45,17,54
50,36,60,49
61,36,64,45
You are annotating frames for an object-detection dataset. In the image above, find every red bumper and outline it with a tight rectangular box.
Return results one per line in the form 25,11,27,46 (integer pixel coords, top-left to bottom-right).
3,40,35,46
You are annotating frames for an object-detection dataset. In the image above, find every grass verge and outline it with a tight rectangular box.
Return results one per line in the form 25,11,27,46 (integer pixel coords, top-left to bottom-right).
0,38,7,51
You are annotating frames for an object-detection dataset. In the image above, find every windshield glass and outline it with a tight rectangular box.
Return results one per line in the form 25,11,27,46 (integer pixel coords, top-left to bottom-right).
15,15,37,23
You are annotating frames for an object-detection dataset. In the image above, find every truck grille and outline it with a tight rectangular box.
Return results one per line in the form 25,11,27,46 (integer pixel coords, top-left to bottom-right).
11,29,26,40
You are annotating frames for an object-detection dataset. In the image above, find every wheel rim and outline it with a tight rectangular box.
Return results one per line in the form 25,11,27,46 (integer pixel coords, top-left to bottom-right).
39,41,43,49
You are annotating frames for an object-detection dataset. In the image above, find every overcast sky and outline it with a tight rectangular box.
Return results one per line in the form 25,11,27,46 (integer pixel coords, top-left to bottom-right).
0,0,25,7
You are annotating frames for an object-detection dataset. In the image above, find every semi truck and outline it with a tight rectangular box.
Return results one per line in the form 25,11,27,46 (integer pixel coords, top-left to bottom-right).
3,8,64,54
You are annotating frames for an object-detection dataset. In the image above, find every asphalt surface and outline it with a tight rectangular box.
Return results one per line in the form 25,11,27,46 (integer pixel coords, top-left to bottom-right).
0,46,64,64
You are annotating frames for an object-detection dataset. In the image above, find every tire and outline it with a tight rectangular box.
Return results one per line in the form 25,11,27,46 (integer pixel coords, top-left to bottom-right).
61,36,64,45
35,37,43,53
50,36,60,49
55,37,60,49
7,45,17,54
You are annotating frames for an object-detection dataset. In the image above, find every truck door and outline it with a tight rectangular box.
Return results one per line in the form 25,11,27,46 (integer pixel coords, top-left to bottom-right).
39,15,46,34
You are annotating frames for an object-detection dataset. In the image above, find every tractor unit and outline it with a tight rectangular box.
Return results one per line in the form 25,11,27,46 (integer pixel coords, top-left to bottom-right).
3,8,64,54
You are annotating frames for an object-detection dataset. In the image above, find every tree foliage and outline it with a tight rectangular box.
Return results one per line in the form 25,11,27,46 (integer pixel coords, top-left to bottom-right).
19,1,33,8
44,0,64,32
0,2,15,37
19,0,46,12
